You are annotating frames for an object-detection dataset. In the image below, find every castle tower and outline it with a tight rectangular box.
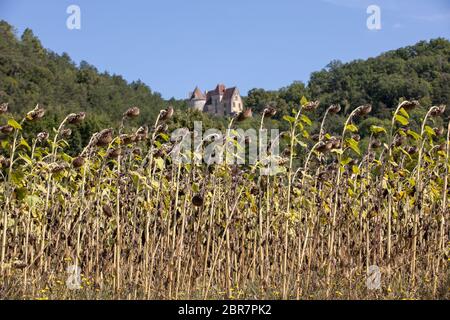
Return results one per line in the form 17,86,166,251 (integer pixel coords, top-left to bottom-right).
188,86,206,111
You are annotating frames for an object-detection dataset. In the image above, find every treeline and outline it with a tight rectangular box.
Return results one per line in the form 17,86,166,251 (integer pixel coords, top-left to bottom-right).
1,20,449,153
0,21,193,154
245,38,450,135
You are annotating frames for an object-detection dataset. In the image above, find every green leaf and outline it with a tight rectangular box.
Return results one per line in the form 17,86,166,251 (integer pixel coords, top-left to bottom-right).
18,153,32,166
60,152,72,163
352,165,360,175
399,147,412,160
370,125,386,134
331,149,344,155
283,115,295,124
424,126,436,137
15,187,28,201
346,138,361,155
345,124,358,133
300,96,309,106
398,107,410,119
8,119,22,130
10,170,25,186
20,138,31,151
423,154,434,164
394,114,409,126
25,195,41,207
294,137,307,148
160,133,170,142
406,129,421,141
302,130,309,139
154,158,165,171
341,157,352,166
300,114,312,126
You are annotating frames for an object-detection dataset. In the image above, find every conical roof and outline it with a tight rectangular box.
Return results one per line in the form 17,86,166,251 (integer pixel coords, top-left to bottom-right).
190,86,206,100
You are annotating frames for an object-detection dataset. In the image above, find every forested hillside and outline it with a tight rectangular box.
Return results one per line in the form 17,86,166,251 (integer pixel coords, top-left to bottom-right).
1,20,449,153
246,38,450,134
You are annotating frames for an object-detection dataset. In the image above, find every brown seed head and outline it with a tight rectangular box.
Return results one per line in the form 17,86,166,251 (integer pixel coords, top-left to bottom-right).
26,105,45,121
135,126,149,141
120,134,135,145
0,156,10,168
356,104,372,116
263,106,277,117
430,105,446,117
316,141,333,153
192,194,204,207
0,103,8,114
50,163,67,174
155,124,168,134
37,131,49,142
67,112,86,125
124,107,140,118
399,100,420,111
0,125,14,134
132,148,142,156
102,204,113,217
407,146,418,155
371,140,382,149
328,136,341,149
72,156,85,168
237,108,252,122
328,104,341,114
107,148,122,159
303,100,320,112
433,127,445,137
96,129,113,146
160,106,174,121
61,128,72,138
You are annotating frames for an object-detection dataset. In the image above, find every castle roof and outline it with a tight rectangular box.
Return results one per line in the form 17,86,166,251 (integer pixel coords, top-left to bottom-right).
190,86,206,100
222,87,238,100
215,84,226,95
193,84,240,105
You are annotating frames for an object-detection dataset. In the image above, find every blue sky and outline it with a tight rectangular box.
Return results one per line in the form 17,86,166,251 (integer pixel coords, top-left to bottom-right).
0,0,449,99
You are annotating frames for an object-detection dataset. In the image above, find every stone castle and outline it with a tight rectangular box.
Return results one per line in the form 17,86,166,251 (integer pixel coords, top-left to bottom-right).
188,84,243,117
